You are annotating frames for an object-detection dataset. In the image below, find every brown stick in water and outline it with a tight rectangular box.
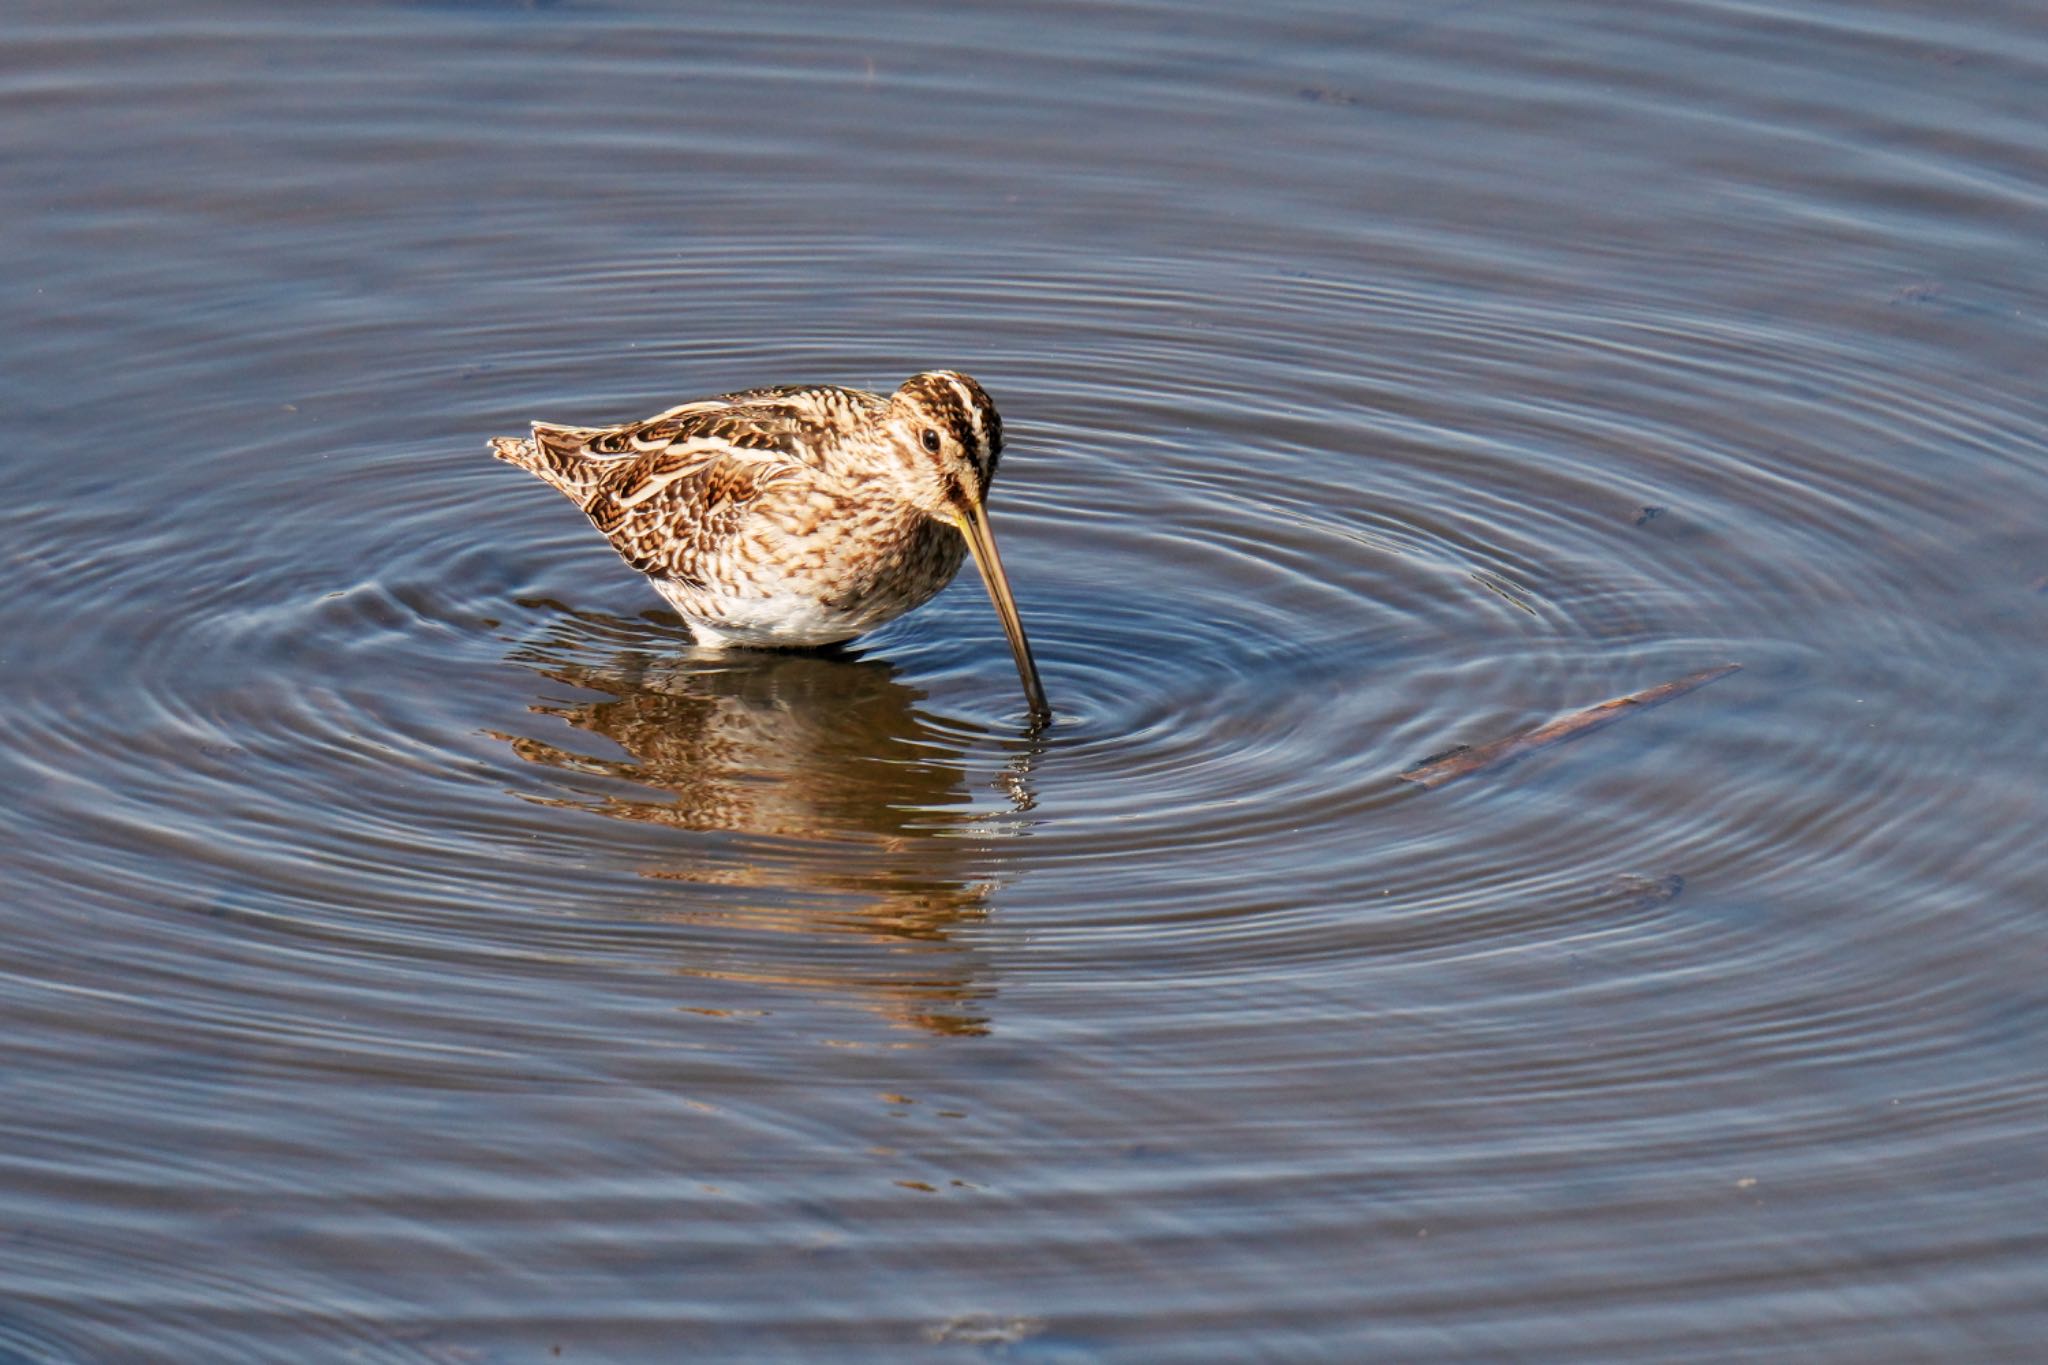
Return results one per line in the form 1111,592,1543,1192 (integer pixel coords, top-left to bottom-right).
1399,663,1742,790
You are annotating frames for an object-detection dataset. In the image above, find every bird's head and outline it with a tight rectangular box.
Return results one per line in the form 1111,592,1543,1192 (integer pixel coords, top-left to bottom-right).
882,370,1047,724
881,369,1004,517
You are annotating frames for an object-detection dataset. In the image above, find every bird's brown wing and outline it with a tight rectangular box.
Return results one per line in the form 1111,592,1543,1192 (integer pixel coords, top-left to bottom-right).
537,384,882,468
574,441,797,588
529,385,887,587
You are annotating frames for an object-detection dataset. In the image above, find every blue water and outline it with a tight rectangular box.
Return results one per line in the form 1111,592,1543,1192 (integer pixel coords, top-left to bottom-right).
5,2,2047,1359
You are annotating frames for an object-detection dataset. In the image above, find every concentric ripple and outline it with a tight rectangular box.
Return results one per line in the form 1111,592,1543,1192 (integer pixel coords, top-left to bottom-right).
4,0,2047,1359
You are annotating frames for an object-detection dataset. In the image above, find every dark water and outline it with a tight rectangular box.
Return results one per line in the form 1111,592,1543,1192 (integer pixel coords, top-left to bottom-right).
7,1,2047,1359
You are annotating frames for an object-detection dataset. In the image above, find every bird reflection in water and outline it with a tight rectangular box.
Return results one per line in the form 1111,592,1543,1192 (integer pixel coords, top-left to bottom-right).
492,611,1038,1036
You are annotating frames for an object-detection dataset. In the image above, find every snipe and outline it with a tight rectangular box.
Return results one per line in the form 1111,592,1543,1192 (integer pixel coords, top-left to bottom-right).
492,370,1048,721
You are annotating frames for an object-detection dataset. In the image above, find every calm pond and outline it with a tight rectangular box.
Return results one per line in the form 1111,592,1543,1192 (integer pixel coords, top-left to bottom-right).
5,1,2046,1359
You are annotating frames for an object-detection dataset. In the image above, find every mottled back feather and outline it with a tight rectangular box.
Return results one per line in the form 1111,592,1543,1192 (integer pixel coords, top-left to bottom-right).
492,384,901,591
487,371,1017,656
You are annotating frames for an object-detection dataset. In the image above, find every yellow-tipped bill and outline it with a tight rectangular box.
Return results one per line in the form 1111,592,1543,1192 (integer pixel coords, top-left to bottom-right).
952,499,1050,724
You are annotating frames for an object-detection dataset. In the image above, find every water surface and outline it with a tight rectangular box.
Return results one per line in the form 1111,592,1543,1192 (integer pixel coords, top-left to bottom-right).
5,1,2047,1359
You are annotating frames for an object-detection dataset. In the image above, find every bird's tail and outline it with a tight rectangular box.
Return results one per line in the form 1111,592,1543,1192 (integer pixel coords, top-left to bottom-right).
489,423,613,503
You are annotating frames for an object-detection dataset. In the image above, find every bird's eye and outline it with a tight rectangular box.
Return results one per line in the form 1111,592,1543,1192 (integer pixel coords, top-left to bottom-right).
920,428,942,454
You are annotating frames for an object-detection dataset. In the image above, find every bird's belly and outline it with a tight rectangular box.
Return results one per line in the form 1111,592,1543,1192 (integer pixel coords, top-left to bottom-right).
653,575,953,650
649,513,968,649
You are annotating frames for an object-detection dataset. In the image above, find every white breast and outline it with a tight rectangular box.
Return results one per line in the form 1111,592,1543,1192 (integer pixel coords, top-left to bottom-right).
652,580,880,649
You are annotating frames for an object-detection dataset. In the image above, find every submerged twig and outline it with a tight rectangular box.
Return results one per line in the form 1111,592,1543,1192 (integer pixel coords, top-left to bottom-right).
1400,663,1741,790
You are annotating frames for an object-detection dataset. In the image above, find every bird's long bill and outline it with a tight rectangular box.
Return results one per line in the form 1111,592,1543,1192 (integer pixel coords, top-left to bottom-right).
953,499,1051,724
